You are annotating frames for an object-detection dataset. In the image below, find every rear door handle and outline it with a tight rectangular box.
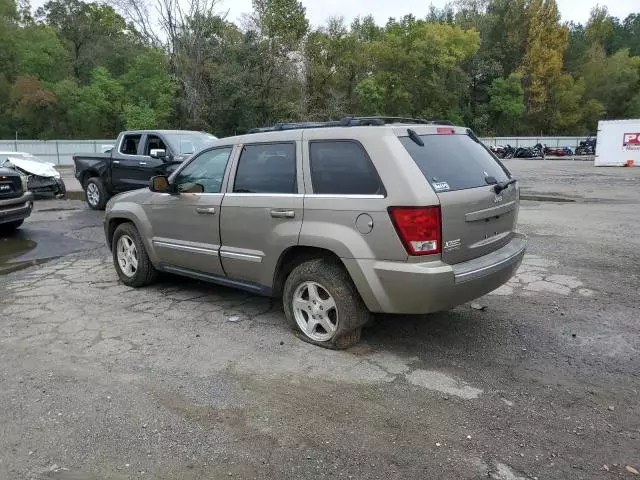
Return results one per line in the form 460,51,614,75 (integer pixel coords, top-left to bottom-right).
270,209,295,219
112,160,120,164
196,207,216,215
139,161,147,166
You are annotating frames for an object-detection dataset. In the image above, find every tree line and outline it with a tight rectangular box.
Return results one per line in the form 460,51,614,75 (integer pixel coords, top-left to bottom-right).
1,0,639,139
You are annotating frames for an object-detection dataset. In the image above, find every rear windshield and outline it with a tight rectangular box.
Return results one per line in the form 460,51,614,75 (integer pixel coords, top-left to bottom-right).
399,134,510,192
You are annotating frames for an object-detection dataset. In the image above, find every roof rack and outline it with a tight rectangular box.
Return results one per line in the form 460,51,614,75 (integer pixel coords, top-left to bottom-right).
247,116,455,133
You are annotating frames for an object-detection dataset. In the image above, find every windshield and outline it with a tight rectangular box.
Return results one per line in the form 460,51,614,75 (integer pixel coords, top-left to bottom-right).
399,134,510,192
163,133,218,155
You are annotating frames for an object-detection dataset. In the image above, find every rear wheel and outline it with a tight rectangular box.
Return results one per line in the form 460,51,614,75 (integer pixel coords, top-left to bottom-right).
85,177,108,210
112,222,158,287
283,258,369,349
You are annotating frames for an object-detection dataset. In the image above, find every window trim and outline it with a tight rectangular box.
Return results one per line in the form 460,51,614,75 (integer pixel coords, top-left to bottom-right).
172,145,235,194
230,141,298,195
308,139,387,197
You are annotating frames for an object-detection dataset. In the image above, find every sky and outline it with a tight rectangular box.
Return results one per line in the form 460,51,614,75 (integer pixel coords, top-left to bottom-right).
218,0,636,26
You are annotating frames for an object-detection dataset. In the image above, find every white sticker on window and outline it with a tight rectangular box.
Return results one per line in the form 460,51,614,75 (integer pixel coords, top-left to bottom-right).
432,181,450,192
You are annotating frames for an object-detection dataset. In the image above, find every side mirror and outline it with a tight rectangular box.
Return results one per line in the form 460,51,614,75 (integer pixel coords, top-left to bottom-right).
149,175,170,193
150,149,167,159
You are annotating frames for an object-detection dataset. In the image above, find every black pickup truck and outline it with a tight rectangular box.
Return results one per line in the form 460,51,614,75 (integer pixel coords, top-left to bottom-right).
73,130,217,210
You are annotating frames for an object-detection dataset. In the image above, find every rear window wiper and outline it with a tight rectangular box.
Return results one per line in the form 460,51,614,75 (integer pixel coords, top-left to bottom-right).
407,129,424,146
493,178,518,194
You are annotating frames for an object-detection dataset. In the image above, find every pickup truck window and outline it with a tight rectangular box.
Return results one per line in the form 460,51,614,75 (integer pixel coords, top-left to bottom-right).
175,147,232,193
120,134,142,155
145,135,167,156
164,132,218,155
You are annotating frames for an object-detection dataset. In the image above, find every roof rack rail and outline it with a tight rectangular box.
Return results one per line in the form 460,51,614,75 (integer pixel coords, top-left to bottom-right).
247,116,456,133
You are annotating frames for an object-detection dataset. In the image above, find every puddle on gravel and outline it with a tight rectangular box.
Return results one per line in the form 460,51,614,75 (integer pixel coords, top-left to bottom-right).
0,233,50,274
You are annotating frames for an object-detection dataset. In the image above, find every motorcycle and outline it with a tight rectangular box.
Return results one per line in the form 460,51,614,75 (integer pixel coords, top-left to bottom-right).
575,137,596,155
514,143,544,158
493,144,515,159
544,146,574,156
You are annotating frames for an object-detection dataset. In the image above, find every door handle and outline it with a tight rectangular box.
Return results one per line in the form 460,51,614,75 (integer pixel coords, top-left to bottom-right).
270,209,295,219
139,161,147,166
113,160,120,164
196,207,216,215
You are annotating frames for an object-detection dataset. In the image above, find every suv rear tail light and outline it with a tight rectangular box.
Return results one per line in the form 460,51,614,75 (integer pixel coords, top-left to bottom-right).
389,206,441,256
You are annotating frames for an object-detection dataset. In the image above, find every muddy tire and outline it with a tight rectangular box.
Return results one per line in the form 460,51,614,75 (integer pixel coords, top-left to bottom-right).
112,222,158,287
85,177,108,210
283,258,369,350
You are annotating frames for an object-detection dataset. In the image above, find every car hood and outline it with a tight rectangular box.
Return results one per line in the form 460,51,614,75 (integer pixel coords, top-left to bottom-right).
7,157,60,178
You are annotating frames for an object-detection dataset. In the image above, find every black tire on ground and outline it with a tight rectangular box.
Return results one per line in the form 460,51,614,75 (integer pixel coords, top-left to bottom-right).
111,222,158,287
283,258,370,350
85,177,109,210
0,219,24,233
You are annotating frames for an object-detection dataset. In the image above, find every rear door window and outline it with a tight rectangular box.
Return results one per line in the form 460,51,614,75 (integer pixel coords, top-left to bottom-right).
399,134,510,192
309,141,384,195
233,143,296,194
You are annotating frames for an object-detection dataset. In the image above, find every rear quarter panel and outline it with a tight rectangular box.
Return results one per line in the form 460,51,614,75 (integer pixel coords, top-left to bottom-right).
299,128,440,261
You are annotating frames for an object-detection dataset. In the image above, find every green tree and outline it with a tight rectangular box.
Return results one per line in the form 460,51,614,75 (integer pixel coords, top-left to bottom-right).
10,75,58,137
356,19,479,121
488,73,525,134
519,0,568,130
564,22,589,76
36,0,136,82
583,48,640,119
121,48,175,128
15,24,71,82
585,5,614,52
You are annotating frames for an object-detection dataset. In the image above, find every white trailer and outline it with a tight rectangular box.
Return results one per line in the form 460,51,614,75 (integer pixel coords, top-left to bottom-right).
595,119,640,167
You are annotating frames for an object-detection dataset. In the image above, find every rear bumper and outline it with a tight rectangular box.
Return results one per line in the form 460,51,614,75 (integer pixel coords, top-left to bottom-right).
0,192,34,224
343,233,527,314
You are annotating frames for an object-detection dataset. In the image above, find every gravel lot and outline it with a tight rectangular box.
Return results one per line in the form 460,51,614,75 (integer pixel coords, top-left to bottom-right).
1,160,639,480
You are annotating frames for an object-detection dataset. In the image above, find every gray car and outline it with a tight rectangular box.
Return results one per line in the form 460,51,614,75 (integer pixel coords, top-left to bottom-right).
104,117,526,349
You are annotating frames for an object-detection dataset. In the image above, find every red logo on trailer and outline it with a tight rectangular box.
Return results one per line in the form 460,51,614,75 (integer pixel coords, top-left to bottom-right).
623,133,640,145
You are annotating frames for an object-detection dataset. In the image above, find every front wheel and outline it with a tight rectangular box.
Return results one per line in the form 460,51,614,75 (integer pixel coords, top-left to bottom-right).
283,258,370,349
112,222,158,287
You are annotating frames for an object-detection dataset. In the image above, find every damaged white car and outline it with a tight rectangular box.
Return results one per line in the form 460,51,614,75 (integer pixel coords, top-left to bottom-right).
0,152,65,197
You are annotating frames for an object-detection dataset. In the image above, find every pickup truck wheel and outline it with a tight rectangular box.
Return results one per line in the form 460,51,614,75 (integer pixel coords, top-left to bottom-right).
283,258,369,350
112,223,158,287
85,177,108,210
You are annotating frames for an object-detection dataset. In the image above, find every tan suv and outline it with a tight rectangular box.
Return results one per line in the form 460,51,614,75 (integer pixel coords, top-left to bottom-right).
104,117,526,349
